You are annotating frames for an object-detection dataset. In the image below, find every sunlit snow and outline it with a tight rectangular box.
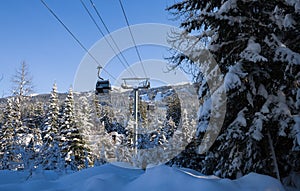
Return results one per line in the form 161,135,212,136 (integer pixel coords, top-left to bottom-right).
0,164,285,191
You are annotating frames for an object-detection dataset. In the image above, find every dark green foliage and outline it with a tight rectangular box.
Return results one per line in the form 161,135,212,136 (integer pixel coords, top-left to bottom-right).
0,97,24,170
39,83,61,170
167,0,300,184
59,88,88,171
166,93,181,127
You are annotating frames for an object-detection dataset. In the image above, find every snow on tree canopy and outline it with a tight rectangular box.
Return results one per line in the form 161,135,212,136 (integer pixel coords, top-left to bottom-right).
293,115,300,148
224,63,247,92
240,38,268,63
264,34,300,65
285,0,300,13
223,108,247,140
296,1,300,13
197,97,211,134
283,14,296,28
296,89,300,110
218,0,237,14
257,84,268,99
250,112,265,141
230,108,247,128
275,46,300,65
167,0,300,185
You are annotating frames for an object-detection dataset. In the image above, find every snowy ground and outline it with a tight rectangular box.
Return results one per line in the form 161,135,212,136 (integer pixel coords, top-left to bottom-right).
0,164,286,191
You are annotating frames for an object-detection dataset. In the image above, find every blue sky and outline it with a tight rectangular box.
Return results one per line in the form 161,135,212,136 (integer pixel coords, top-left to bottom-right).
0,0,181,96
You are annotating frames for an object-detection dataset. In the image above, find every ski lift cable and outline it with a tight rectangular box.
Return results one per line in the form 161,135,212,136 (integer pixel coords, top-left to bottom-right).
89,0,137,78
118,0,148,78
80,0,136,77
40,0,117,81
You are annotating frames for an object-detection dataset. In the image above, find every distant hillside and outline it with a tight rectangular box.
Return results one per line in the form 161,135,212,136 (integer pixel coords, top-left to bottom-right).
0,82,198,108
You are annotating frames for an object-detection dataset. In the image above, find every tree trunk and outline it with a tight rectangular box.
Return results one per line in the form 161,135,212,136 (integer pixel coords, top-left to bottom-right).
267,130,280,181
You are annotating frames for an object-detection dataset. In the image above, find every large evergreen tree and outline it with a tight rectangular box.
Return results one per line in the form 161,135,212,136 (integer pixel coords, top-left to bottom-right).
0,98,25,170
40,83,61,170
42,83,59,144
76,96,96,167
0,99,16,169
59,88,87,171
167,0,300,184
22,101,44,170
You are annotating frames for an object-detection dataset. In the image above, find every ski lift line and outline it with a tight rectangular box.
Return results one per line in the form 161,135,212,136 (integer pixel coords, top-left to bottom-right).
89,0,137,78
80,0,136,77
40,0,117,81
118,0,148,78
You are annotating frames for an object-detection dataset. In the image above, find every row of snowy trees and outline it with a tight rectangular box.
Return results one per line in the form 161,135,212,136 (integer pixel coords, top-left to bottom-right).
166,0,300,187
103,89,197,169
0,84,92,171
0,79,198,171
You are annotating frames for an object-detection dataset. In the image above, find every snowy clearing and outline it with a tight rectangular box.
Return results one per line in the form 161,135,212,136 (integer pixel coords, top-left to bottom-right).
0,164,285,191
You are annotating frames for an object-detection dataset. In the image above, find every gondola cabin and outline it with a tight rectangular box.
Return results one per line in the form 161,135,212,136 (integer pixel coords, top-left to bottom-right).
96,80,111,94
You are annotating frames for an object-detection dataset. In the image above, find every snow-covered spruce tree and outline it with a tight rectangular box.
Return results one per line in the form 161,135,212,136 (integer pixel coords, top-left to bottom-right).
166,93,181,133
181,109,197,143
77,96,94,139
167,0,300,183
59,88,88,171
9,61,39,170
21,101,44,170
76,96,96,167
39,83,62,170
24,101,44,144
0,99,15,169
0,97,25,170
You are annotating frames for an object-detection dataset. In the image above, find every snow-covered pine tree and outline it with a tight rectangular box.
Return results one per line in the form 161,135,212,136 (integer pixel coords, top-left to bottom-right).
76,96,96,167
25,101,44,145
77,96,94,138
89,119,117,165
162,117,182,160
166,92,181,128
181,109,196,143
0,97,25,170
22,101,44,170
8,62,38,170
40,83,61,170
11,96,27,170
92,93,102,119
43,83,59,142
167,0,300,183
22,138,36,172
59,88,87,171
0,98,15,169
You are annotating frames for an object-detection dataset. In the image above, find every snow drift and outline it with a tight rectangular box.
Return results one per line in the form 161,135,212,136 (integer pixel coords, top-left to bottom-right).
0,164,285,191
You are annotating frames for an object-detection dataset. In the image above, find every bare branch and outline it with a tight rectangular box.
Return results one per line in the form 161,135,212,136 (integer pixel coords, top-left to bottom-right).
11,61,34,97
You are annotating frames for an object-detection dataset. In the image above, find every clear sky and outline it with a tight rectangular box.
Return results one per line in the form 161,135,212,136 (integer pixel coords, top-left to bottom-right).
0,0,182,97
